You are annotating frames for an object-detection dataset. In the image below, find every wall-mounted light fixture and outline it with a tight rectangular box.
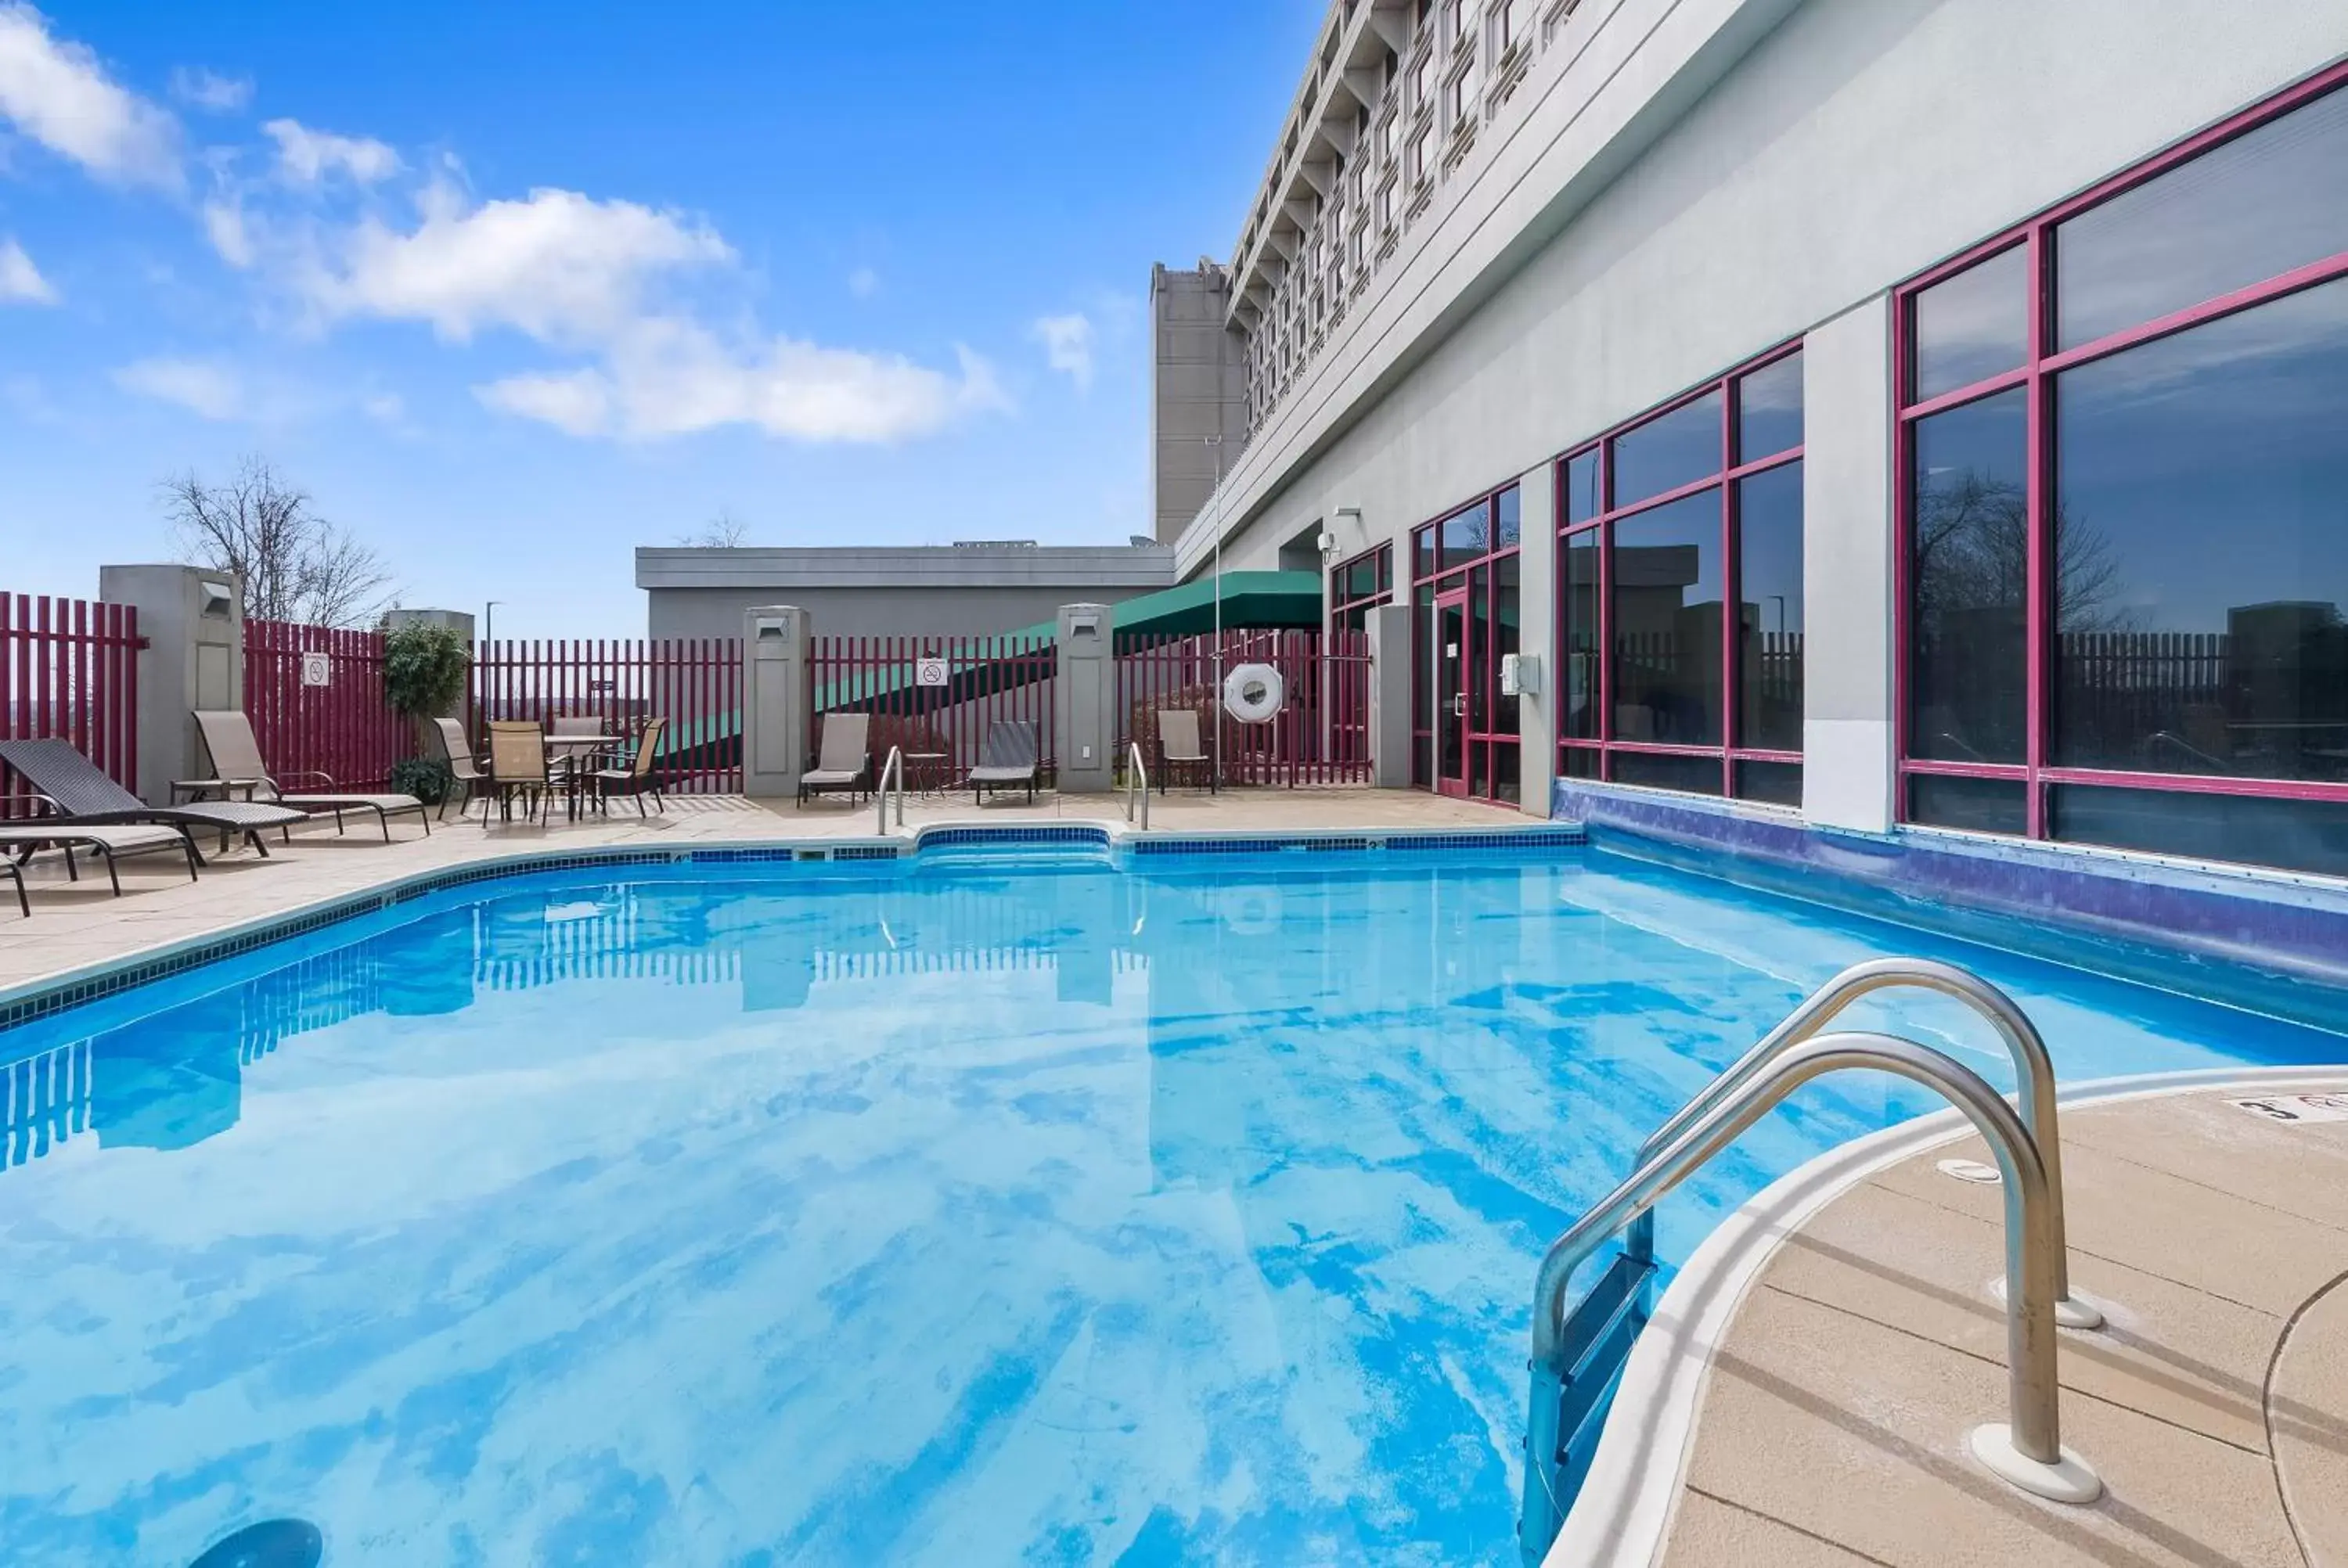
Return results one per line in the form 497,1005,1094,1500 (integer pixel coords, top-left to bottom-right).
198,580,236,619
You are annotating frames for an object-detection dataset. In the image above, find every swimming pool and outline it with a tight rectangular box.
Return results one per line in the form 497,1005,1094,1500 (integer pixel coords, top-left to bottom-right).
3,840,2344,1565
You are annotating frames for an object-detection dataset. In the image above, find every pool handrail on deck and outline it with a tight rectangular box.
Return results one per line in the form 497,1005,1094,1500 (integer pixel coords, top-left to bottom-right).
1626,958,2094,1324
1518,1030,2099,1566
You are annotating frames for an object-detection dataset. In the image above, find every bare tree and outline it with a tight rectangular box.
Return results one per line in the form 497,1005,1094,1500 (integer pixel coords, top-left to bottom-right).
676,508,751,548
163,456,394,627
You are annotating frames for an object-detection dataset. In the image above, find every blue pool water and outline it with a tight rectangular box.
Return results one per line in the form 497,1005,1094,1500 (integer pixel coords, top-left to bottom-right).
3,843,2344,1566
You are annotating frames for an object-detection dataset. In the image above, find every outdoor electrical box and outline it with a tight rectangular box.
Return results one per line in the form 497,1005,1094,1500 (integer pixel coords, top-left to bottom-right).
1500,653,1540,697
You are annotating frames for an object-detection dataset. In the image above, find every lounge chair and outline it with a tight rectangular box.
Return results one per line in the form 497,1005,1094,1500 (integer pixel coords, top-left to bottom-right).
590,717,668,817
2,851,20,917
0,737,307,857
968,720,1040,805
430,717,492,822
484,721,556,825
193,710,430,841
798,713,870,806
0,818,201,907
1155,708,1215,793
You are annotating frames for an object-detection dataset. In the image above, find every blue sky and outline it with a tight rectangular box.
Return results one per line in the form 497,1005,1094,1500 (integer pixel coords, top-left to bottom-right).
1,1,1318,635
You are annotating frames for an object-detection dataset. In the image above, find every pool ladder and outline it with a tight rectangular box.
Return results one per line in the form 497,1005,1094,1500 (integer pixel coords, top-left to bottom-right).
1517,959,2105,1566
1125,740,1149,830
874,745,904,836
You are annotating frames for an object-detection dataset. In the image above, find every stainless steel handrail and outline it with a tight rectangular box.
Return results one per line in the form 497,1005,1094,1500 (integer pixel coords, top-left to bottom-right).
1518,1030,2094,1563
1125,740,1149,830
874,745,904,835
1625,958,2087,1318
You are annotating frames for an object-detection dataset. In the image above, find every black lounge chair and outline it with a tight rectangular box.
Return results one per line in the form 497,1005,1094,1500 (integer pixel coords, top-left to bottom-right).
0,737,308,858
3,852,21,918
968,720,1039,805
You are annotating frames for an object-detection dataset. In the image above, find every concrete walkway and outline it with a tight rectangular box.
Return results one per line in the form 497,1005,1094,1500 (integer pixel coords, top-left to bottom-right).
0,786,1525,998
1658,1085,2348,1566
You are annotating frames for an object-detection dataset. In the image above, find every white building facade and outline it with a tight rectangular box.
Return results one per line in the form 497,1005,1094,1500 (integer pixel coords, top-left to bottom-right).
1155,0,2348,879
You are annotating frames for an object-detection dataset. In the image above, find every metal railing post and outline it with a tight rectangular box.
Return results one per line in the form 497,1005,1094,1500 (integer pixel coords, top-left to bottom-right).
1623,958,2096,1328
875,745,903,836
1519,1031,2099,1566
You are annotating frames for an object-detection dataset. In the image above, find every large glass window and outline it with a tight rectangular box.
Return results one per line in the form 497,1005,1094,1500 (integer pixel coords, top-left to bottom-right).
1897,67,2348,877
1908,389,2028,764
1329,542,1394,635
1557,344,1804,800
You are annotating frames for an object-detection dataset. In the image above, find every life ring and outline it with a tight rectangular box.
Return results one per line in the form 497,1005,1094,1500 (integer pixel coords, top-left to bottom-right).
1223,663,1285,723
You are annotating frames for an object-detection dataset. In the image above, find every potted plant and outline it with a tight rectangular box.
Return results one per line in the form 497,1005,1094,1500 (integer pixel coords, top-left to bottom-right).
382,620,472,805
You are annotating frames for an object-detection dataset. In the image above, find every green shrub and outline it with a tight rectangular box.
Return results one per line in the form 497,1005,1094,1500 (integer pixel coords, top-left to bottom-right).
389,756,454,805
384,622,470,718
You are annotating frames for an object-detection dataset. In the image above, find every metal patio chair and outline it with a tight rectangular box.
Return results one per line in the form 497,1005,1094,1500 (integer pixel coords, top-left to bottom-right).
192,710,430,840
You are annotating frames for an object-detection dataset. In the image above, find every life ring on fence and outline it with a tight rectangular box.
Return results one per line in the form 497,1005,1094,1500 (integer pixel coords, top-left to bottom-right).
1223,663,1285,724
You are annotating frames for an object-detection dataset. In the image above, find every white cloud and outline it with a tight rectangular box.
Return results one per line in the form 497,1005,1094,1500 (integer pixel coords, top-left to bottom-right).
303,183,733,343
848,265,880,299
360,390,405,425
477,321,1006,444
202,199,254,266
0,236,56,303
169,65,250,113
263,117,398,185
114,356,241,419
1032,312,1094,391
0,2,178,185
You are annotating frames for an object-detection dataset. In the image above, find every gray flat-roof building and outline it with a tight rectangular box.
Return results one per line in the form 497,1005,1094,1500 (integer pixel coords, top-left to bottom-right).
636,541,1178,642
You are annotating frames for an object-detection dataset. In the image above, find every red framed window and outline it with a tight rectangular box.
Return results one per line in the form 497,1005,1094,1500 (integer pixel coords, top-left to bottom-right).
1896,62,2348,878
1554,343,1806,804
1411,486,1522,803
1328,541,1394,635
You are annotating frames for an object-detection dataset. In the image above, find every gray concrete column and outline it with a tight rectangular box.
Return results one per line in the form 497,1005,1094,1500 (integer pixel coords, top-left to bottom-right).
1366,602,1413,789
1801,296,1897,834
99,564,243,806
741,605,811,799
1513,466,1558,819
1053,602,1116,793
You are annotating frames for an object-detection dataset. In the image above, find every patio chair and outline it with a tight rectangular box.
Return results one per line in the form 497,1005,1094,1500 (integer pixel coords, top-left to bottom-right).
0,737,307,857
590,717,668,817
193,710,430,841
2,851,19,917
798,713,871,806
484,721,556,825
968,720,1040,805
0,815,201,906
430,717,492,822
1154,709,1215,794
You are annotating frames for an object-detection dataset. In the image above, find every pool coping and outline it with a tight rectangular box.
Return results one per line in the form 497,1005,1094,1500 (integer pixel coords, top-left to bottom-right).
1544,1062,2348,1568
0,819,1586,1034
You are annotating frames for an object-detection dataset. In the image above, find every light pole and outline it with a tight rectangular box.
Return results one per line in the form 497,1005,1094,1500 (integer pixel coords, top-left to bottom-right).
1205,433,1225,787
481,601,502,723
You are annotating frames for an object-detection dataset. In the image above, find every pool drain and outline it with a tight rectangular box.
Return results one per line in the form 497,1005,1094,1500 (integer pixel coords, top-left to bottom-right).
189,1519,323,1568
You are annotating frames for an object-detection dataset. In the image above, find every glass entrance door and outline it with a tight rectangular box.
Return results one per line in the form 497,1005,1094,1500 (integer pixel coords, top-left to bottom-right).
1435,590,1471,797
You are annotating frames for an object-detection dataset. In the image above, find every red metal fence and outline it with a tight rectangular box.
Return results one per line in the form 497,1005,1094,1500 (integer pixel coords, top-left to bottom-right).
473,638,744,793
1,592,141,814
243,618,408,790
810,634,1057,781
1116,628,1372,786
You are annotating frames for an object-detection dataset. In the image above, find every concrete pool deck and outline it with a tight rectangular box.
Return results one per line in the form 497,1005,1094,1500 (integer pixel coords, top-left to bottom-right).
0,786,1524,997
1632,1084,2348,1567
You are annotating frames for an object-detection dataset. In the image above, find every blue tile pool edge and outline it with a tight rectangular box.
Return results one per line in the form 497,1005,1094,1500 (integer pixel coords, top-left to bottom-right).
1553,779,2348,1030
0,822,1588,1034
1546,1062,2348,1568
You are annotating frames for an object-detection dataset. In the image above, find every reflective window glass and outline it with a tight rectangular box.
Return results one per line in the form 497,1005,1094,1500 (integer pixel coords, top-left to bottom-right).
1413,525,1436,581
1441,502,1489,567
2051,784,2348,879
1737,351,1803,462
1561,530,1601,740
1908,774,2027,836
1612,749,1723,796
1494,553,1521,735
1734,759,1803,807
2058,85,2348,350
1611,390,1723,509
1909,389,2028,764
1560,745,1601,780
1736,460,1804,753
1611,488,1723,746
1564,449,1601,524
1495,485,1521,548
2052,277,2348,781
1912,246,2029,401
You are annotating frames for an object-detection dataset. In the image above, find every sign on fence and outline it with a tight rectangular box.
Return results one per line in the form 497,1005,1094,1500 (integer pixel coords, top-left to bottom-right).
916,657,949,688
300,651,333,688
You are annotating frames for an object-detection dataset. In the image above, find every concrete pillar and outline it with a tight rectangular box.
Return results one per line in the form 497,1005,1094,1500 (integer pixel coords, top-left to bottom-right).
741,605,812,799
1053,602,1116,793
1513,466,1558,818
1366,602,1413,789
1802,297,1897,834
99,564,243,807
